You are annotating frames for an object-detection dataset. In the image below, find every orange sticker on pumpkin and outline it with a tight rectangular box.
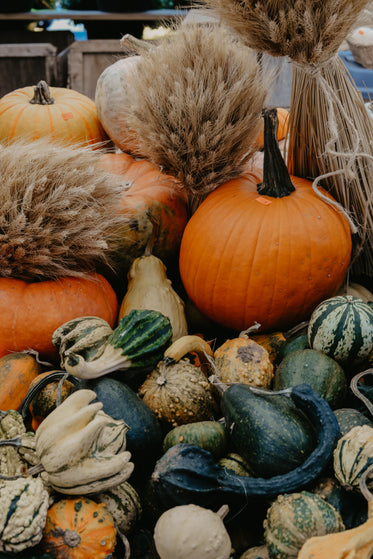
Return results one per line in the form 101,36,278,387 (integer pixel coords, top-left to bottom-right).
61,112,74,121
256,196,272,205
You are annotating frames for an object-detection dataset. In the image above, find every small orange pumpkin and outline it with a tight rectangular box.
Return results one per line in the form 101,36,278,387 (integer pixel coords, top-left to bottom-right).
42,497,117,559
0,80,108,147
0,352,42,411
0,273,118,362
99,152,188,274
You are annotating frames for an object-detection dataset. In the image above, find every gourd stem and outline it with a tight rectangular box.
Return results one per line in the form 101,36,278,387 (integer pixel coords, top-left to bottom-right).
144,215,160,257
284,320,309,339
0,436,22,449
359,463,373,514
257,108,296,198
217,504,229,520
239,322,261,338
29,80,55,105
120,33,153,55
350,369,373,418
115,526,131,559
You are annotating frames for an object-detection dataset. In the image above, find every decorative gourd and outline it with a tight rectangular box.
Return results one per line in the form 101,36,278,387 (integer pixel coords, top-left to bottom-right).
218,452,252,476
255,107,289,149
138,359,219,427
338,281,373,303
118,236,188,342
153,504,232,559
239,546,269,559
334,408,373,437
179,108,352,333
221,383,317,477
0,273,118,362
86,376,163,471
32,389,134,494
53,309,173,379
249,331,287,365
93,480,142,535
0,476,50,554
95,55,141,154
149,384,340,512
298,464,373,559
162,421,228,459
308,295,373,366
26,371,77,430
0,352,42,411
0,80,108,147
99,152,188,275
0,410,33,476
273,348,347,409
333,424,373,491
42,497,117,559
214,334,274,388
163,334,214,376
278,333,309,361
264,491,345,559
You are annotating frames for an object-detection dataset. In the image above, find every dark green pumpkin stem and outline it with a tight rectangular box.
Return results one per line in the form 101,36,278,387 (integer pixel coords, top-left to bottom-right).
30,80,54,105
257,108,295,198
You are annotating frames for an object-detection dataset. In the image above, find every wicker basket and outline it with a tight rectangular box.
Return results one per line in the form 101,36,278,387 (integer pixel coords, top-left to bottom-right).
347,26,373,69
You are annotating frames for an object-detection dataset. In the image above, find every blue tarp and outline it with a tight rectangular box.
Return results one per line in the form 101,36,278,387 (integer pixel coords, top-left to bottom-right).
339,50,373,101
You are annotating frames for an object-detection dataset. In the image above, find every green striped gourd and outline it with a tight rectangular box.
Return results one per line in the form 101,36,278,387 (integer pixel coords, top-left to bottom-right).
52,309,173,379
264,491,345,559
162,421,228,459
333,424,373,491
94,481,142,535
307,295,373,366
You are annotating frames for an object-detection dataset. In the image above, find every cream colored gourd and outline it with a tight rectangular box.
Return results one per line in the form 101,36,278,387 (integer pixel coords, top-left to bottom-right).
153,504,232,559
34,389,134,494
333,424,373,490
337,282,373,303
119,252,188,342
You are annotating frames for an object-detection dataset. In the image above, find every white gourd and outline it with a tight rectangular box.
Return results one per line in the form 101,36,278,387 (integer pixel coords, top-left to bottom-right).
119,253,188,342
337,281,373,303
153,504,232,559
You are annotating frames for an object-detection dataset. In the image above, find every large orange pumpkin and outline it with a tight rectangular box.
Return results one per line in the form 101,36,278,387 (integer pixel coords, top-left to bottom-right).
0,80,108,147
179,109,352,333
0,352,42,411
42,497,117,559
0,273,118,362
99,152,188,273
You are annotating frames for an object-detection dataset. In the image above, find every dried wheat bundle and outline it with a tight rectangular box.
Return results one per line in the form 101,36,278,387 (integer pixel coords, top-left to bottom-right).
125,23,273,209
202,0,373,277
0,140,127,281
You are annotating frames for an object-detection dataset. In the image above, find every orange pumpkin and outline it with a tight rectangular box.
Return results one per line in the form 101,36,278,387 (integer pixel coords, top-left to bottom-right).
99,152,188,273
0,80,108,147
0,273,118,362
179,108,352,333
255,107,289,149
42,497,117,559
0,352,42,411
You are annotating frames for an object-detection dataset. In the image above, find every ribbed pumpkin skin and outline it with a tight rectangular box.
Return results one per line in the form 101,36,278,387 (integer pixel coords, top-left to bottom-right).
0,85,108,147
0,352,42,411
0,273,118,361
308,295,373,366
42,497,116,559
99,152,188,273
264,491,345,559
179,172,351,332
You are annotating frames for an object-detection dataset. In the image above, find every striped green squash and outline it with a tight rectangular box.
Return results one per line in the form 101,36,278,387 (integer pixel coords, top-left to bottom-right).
94,481,142,535
53,309,173,379
333,424,373,491
163,421,228,459
307,295,373,366
264,491,345,559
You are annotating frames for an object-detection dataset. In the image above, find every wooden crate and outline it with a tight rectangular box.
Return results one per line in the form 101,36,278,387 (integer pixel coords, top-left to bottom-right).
61,39,126,100
0,43,57,98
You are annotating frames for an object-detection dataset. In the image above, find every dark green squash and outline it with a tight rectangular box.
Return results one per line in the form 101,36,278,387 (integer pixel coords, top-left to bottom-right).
221,383,317,477
273,349,347,409
149,384,340,513
278,333,309,361
162,421,228,459
85,376,163,475
333,407,373,437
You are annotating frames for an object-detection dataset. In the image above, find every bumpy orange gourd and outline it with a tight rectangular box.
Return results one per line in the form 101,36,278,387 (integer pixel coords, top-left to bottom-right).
42,497,117,559
179,109,352,333
99,152,188,273
0,80,108,147
0,352,42,411
0,273,118,362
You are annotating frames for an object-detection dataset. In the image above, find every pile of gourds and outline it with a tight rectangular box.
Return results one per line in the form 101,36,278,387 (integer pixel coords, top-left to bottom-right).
1,16,373,559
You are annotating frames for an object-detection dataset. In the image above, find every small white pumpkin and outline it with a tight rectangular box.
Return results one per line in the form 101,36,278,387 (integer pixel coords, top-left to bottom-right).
153,504,232,559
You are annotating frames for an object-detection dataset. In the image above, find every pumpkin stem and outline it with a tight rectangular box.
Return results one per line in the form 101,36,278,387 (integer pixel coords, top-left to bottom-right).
30,80,55,105
257,108,295,198
350,369,373,418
